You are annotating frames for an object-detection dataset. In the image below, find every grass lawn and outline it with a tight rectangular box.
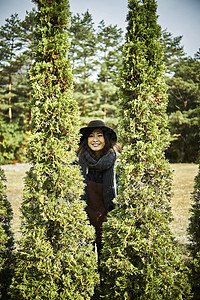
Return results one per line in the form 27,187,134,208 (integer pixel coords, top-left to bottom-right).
1,163,199,246
170,163,198,245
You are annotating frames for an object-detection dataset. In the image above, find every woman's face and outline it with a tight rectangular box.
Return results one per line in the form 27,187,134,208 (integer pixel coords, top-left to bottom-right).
87,129,105,152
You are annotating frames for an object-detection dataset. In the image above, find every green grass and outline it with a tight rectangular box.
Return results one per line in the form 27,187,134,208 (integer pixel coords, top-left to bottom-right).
2,163,199,246
170,163,198,245
2,164,30,241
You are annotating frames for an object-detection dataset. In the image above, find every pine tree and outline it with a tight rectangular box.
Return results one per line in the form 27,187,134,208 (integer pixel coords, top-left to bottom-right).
9,0,98,299
160,29,185,75
0,14,27,164
69,11,98,124
96,20,123,126
19,9,38,129
159,32,200,163
166,55,200,162
100,0,192,299
0,14,22,121
0,168,14,299
194,48,200,60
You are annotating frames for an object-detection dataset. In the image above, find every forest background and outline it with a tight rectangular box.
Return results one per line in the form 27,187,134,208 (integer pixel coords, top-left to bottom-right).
0,8,200,165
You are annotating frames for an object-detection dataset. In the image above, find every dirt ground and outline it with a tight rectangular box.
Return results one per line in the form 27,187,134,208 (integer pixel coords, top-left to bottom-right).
1,163,199,245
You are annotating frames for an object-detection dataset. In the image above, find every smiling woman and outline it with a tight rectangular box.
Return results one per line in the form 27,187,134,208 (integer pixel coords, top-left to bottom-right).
77,120,120,263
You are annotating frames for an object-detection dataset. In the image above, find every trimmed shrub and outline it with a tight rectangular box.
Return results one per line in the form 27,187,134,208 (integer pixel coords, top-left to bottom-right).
188,165,200,299
0,168,14,299
100,0,192,299
9,0,99,299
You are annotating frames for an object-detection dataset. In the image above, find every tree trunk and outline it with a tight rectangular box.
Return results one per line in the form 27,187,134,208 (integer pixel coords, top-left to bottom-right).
8,72,12,120
103,74,107,119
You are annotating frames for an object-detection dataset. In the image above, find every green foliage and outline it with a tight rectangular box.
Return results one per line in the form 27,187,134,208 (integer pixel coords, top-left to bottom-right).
9,0,98,298
69,11,98,123
0,168,14,299
160,29,185,75
187,165,200,299
0,14,23,121
160,31,200,163
96,20,123,125
0,8,199,163
0,12,33,165
100,0,192,298
166,56,200,162
69,12,123,127
0,118,28,164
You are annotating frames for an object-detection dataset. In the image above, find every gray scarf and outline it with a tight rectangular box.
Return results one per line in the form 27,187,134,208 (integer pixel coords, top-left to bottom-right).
79,150,116,210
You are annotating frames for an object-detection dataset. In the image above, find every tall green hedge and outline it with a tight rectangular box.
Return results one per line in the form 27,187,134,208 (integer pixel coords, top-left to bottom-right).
188,165,200,299
100,0,192,299
0,168,14,299
9,0,98,299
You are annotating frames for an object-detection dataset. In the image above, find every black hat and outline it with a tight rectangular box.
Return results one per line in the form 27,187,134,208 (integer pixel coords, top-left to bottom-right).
80,120,117,143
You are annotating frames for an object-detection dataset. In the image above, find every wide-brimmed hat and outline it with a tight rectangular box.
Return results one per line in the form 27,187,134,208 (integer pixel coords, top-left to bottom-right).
79,120,117,143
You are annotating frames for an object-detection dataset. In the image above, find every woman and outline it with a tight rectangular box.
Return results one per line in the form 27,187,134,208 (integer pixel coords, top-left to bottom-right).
77,120,120,257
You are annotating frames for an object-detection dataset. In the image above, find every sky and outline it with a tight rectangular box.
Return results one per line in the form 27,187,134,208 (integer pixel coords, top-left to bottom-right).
0,0,199,57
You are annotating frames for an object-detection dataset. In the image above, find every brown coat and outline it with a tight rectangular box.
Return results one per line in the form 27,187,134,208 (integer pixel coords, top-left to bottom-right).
87,180,107,244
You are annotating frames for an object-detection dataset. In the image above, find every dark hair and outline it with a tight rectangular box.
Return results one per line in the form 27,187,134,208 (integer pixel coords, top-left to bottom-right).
77,128,118,163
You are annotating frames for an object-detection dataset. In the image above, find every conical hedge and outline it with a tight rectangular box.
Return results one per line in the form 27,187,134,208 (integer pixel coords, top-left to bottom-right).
9,0,99,299
0,168,14,299
188,165,200,299
100,0,192,299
